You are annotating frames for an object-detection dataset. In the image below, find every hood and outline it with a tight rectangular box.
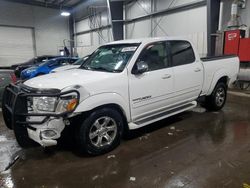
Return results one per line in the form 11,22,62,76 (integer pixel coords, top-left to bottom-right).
24,69,120,90
51,65,79,73
22,66,38,74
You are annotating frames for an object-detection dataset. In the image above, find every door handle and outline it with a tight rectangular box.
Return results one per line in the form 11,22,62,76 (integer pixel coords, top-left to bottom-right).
162,74,172,79
194,68,201,72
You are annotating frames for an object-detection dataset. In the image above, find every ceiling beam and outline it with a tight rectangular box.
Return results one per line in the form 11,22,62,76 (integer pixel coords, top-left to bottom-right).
60,0,71,5
2,0,72,9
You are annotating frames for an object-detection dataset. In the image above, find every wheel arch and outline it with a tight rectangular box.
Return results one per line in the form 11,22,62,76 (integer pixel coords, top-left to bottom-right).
207,69,229,95
74,93,131,126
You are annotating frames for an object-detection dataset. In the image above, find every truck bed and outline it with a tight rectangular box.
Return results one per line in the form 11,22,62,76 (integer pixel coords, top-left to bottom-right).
200,55,239,96
201,55,237,62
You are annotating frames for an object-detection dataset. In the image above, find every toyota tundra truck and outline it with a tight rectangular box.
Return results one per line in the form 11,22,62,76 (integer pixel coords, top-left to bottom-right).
2,37,239,155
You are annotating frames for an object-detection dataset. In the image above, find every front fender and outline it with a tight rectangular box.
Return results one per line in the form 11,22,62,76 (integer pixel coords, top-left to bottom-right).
207,68,229,95
74,93,131,121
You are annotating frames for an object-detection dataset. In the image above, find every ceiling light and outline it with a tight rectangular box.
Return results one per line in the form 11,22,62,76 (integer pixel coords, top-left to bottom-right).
61,11,70,17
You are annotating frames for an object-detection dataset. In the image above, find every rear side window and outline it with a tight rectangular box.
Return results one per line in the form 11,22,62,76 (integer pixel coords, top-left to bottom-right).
169,41,195,67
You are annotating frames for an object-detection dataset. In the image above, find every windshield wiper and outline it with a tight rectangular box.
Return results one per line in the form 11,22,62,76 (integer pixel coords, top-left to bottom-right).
81,65,92,70
91,67,119,73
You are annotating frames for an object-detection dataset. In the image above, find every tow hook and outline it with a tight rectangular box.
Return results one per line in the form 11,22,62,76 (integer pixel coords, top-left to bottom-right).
64,119,70,126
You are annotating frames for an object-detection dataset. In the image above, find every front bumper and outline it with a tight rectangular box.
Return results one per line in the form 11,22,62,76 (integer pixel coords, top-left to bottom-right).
2,83,79,147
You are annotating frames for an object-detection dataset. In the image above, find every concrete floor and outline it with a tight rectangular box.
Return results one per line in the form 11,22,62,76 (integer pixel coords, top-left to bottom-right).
0,93,250,188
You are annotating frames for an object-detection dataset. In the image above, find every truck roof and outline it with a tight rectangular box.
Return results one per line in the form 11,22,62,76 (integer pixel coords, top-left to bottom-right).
106,36,190,45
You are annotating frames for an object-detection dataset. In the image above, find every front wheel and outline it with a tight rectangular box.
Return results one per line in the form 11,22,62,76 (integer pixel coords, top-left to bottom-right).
203,82,227,111
76,108,124,155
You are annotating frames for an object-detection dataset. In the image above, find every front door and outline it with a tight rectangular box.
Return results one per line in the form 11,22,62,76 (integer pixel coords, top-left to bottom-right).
129,41,175,122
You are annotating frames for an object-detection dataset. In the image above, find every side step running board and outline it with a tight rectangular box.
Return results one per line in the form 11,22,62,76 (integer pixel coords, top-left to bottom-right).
128,101,197,130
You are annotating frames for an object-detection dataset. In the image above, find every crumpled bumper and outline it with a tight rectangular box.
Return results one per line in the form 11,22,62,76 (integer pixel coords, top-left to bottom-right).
2,83,79,147
27,117,65,147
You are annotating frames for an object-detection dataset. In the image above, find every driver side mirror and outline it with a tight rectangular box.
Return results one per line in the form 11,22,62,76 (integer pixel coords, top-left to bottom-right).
132,61,149,75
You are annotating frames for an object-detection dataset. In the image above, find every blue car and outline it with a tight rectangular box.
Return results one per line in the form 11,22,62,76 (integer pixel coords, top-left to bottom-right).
20,57,78,80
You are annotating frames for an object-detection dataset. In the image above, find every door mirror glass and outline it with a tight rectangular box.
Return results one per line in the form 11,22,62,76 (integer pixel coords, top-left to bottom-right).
133,61,149,74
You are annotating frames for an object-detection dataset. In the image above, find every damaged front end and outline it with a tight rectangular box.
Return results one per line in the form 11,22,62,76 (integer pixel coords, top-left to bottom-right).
2,83,80,147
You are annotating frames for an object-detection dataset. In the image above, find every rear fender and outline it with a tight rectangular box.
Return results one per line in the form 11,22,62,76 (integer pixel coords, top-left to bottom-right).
207,69,229,95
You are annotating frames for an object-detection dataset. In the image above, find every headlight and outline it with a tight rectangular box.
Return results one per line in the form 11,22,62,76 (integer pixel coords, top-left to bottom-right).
29,94,78,114
33,97,57,112
26,69,36,74
56,95,78,113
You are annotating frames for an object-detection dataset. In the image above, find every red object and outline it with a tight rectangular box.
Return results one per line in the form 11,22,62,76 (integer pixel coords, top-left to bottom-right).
224,29,250,62
10,73,17,83
239,38,250,62
224,30,241,55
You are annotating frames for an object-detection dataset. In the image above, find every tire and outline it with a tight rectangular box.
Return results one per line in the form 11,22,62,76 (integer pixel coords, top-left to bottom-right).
13,123,38,148
76,108,124,155
2,89,12,129
204,82,227,111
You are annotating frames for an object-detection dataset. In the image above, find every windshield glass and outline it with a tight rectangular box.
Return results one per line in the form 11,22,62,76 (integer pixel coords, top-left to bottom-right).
80,43,140,72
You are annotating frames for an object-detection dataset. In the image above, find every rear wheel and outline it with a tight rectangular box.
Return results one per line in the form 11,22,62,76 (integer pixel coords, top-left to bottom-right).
203,82,227,111
76,108,123,155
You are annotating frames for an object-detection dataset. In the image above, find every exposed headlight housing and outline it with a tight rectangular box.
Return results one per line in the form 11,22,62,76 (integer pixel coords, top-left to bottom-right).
28,93,79,114
33,96,57,112
56,95,78,113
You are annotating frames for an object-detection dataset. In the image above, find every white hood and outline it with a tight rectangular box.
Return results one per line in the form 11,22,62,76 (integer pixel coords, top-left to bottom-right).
24,69,120,90
51,65,80,73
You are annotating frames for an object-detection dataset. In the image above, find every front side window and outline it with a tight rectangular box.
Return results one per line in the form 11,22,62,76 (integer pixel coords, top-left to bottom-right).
169,41,195,67
136,42,169,72
80,43,140,73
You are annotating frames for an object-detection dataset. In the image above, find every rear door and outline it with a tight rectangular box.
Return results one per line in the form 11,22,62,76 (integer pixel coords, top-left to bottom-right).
169,40,203,104
129,41,175,121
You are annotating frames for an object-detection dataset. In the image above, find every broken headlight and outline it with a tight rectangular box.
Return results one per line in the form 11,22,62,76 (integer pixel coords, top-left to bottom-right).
56,94,78,113
28,94,78,114
33,96,57,112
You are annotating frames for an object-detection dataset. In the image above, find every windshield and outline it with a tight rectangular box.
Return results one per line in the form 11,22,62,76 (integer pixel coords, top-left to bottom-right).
80,43,140,72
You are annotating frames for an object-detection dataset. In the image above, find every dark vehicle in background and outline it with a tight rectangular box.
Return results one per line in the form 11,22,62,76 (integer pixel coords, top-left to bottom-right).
0,69,16,104
50,55,90,73
11,55,60,78
20,57,79,80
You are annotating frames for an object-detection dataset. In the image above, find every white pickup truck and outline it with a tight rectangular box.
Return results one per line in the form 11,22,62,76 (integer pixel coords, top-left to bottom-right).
2,37,239,155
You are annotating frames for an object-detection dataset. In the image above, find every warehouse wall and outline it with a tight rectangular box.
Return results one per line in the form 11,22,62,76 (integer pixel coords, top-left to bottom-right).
74,11,112,57
221,0,250,34
125,0,207,55
0,1,70,58
74,0,207,57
